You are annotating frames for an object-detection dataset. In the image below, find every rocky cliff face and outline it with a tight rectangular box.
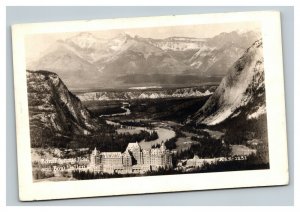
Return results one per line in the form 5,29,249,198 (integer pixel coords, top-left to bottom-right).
27,70,100,139
191,39,266,126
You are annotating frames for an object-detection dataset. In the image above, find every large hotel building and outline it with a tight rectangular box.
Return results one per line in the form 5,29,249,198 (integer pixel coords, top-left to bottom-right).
89,141,173,174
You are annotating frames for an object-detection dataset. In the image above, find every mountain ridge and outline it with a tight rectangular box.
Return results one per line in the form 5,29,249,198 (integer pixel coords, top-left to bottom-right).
27,70,103,147
190,38,265,126
27,30,260,88
76,86,216,101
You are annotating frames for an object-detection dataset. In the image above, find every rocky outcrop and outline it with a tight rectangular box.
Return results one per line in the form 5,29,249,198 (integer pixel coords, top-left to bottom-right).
191,39,266,126
27,70,101,138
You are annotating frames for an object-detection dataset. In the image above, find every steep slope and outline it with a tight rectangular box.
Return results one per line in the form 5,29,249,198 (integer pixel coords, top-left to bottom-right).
27,41,96,72
94,35,191,76
27,70,102,146
191,39,265,126
206,31,260,49
64,32,112,63
27,41,102,88
189,31,261,76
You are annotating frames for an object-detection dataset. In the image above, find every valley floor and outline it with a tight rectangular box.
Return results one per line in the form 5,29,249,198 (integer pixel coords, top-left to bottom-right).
31,95,269,182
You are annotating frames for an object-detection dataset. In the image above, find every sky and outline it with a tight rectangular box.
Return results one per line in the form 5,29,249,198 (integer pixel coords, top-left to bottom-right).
25,21,260,61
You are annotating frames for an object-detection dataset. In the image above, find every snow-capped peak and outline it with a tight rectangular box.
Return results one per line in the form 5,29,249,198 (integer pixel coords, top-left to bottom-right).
66,32,104,49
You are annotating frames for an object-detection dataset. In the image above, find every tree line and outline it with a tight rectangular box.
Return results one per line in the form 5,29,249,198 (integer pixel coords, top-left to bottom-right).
31,127,160,153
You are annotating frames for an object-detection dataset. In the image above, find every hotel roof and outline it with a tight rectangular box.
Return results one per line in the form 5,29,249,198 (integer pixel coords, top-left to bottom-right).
101,152,122,158
126,142,141,152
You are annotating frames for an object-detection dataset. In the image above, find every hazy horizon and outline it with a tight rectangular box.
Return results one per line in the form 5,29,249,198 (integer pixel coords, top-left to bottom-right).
25,21,260,61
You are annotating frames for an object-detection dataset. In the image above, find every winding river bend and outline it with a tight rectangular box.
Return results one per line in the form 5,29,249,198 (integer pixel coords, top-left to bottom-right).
100,102,131,117
101,102,176,150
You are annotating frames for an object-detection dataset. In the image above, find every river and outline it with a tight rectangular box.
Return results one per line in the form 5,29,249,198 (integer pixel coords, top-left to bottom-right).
101,102,176,150
100,102,131,117
99,102,255,156
105,120,176,150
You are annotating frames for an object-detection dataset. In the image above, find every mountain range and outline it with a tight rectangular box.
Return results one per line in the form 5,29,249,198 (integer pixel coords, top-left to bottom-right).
27,30,260,89
76,86,216,101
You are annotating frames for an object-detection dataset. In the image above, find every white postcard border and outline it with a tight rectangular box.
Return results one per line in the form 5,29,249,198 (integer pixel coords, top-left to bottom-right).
12,11,289,201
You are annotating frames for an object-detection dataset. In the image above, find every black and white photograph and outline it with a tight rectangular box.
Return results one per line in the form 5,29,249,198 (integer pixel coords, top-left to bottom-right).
12,11,288,200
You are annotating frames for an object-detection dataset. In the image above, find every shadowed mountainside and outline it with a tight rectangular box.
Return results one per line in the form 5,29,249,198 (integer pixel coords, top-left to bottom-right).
27,70,104,147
